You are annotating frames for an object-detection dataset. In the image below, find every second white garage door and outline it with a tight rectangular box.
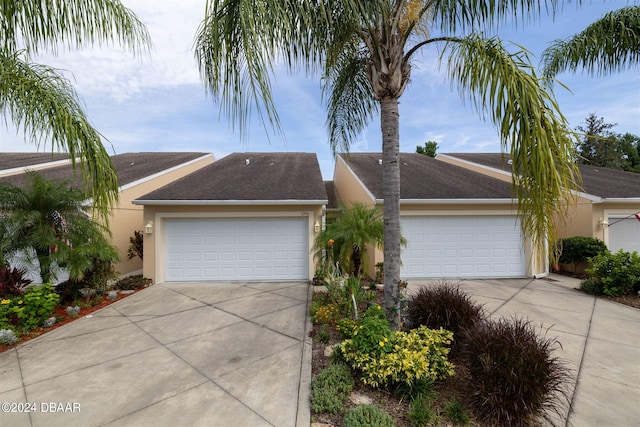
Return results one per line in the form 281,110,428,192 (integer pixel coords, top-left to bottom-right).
164,217,308,281
401,216,526,278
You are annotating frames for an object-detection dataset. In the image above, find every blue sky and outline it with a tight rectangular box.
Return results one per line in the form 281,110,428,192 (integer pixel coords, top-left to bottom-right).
1,0,638,179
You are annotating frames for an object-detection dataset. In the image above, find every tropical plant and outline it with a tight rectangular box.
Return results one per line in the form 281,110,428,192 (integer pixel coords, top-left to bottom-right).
406,282,485,354
313,203,384,277
416,141,438,158
0,0,151,223
195,0,582,327
542,6,640,79
0,172,119,284
127,230,144,261
461,317,570,426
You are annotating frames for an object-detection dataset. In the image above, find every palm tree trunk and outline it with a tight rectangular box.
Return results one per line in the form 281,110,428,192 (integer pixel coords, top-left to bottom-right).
381,96,402,329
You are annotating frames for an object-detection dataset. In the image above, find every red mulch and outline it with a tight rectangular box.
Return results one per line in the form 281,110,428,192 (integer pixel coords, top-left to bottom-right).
0,290,141,353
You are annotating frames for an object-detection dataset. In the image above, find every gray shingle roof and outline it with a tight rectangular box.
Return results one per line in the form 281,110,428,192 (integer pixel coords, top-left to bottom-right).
0,152,70,171
0,152,210,190
340,153,513,200
444,153,640,199
136,152,328,202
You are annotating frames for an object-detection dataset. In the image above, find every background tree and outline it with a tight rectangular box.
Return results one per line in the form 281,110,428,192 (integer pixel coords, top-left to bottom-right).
0,0,151,223
0,172,119,284
543,6,640,78
196,0,580,326
576,113,618,167
576,113,640,171
416,141,439,158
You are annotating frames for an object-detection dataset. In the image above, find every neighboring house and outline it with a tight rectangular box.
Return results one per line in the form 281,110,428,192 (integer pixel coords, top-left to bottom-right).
0,153,71,177
333,153,546,279
0,152,214,279
438,153,640,254
133,152,328,283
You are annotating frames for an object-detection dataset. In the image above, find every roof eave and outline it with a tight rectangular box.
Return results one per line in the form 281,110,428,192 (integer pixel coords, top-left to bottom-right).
132,199,328,206
601,197,640,204
374,198,516,205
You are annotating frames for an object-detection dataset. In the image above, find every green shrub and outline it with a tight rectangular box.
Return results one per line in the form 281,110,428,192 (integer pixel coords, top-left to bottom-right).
445,400,470,425
343,405,395,427
341,324,454,388
587,250,640,296
461,317,570,426
406,282,485,354
557,237,608,268
336,318,358,339
8,284,59,331
406,394,440,427
310,364,354,414
349,308,394,356
579,278,604,295
15,284,59,330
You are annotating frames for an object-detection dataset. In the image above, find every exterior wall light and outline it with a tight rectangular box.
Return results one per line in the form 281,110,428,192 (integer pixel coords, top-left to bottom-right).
145,221,154,234
314,221,321,233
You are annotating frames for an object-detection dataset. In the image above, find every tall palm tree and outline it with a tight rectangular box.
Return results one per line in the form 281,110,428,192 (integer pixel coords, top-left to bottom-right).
0,0,151,222
542,6,640,78
0,172,118,283
195,0,580,326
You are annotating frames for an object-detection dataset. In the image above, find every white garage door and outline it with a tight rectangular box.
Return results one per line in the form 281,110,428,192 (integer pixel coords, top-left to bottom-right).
164,218,308,281
401,216,526,278
608,215,640,253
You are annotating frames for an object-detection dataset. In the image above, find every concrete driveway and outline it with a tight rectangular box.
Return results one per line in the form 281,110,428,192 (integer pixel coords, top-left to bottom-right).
0,281,312,427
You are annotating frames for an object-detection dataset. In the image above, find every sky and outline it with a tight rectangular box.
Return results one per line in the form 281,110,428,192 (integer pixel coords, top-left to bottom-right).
0,0,638,179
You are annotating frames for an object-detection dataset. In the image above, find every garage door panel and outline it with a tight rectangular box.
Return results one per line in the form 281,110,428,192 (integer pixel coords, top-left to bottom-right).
164,218,308,281
401,216,525,278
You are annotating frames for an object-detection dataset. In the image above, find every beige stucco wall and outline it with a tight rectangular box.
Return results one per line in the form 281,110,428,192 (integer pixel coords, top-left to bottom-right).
555,196,595,239
140,204,325,283
333,156,376,208
106,154,214,276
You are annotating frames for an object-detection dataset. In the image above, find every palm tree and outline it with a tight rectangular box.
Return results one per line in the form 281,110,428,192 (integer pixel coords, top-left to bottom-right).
542,6,640,78
0,172,118,284
0,0,151,223
314,203,385,277
195,0,580,326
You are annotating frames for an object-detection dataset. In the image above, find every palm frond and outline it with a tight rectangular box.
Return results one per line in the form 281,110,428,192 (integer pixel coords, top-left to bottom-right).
542,6,640,78
444,34,581,255
432,0,564,34
0,0,151,55
0,55,118,223
323,50,378,154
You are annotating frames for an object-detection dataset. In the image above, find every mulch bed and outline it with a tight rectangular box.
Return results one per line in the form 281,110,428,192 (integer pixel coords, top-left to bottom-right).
0,288,142,353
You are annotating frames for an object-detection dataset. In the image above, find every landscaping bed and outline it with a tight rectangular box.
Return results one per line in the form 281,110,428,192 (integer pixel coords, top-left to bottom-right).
0,275,152,352
309,281,569,427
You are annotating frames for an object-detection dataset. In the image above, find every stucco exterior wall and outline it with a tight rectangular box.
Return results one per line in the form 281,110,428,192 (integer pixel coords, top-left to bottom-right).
107,154,214,276
555,196,595,239
140,204,325,283
332,156,376,207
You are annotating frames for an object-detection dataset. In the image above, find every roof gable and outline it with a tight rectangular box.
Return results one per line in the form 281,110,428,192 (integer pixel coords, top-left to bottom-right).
340,153,513,200
444,153,640,199
136,152,328,202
